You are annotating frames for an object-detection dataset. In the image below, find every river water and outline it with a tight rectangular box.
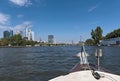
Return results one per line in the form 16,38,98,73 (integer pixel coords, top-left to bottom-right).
0,46,119,81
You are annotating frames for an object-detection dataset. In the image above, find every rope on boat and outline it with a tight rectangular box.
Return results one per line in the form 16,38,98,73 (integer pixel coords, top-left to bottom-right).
100,73,117,81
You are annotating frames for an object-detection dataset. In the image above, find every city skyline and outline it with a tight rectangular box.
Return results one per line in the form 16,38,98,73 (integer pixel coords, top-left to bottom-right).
2,25,35,41
0,0,120,43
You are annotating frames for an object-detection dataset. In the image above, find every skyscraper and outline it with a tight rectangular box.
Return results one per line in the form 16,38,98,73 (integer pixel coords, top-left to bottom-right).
48,35,54,44
3,30,13,38
31,31,34,41
3,31,10,38
25,25,29,38
9,30,13,37
25,25,34,41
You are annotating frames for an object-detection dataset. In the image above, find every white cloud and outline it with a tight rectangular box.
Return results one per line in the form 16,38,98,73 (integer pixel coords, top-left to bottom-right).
0,13,11,38
0,13,10,25
14,24,24,31
0,25,12,30
88,5,98,12
9,0,32,7
23,21,32,26
0,12,12,35
14,21,32,32
17,14,24,18
13,21,32,35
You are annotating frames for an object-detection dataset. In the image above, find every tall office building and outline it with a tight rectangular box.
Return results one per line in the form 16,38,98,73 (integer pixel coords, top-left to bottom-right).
48,35,54,44
9,30,13,37
31,31,34,41
25,25,29,38
28,30,32,40
3,30,13,38
3,31,10,38
25,26,34,41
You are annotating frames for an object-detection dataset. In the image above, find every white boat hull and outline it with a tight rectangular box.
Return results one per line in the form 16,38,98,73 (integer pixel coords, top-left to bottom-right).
49,70,120,81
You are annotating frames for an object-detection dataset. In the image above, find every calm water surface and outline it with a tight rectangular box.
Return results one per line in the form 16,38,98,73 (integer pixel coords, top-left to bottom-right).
0,46,119,81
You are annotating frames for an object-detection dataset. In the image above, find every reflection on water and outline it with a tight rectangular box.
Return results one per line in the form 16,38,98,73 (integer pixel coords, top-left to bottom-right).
0,46,119,81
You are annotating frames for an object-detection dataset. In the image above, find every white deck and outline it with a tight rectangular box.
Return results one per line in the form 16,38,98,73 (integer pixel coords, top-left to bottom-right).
49,70,120,81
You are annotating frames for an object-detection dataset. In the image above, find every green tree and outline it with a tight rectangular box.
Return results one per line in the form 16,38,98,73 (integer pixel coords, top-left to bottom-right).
25,40,36,46
0,34,38,46
15,34,22,46
0,38,9,46
21,39,27,46
105,28,120,39
9,34,22,46
85,39,95,45
91,26,103,44
91,29,96,40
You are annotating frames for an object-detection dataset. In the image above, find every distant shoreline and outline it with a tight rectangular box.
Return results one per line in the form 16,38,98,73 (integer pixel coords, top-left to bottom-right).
0,45,119,48
0,46,28,48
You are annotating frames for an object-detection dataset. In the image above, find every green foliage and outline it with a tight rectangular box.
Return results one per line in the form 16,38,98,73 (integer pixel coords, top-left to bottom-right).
21,39,27,46
0,38,9,46
26,41,35,46
0,34,37,46
105,28,120,39
91,26,103,44
12,34,22,46
85,39,95,45
91,29,96,40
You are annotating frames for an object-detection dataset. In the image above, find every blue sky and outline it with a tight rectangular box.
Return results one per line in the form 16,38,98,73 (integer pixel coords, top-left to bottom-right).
0,0,120,43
